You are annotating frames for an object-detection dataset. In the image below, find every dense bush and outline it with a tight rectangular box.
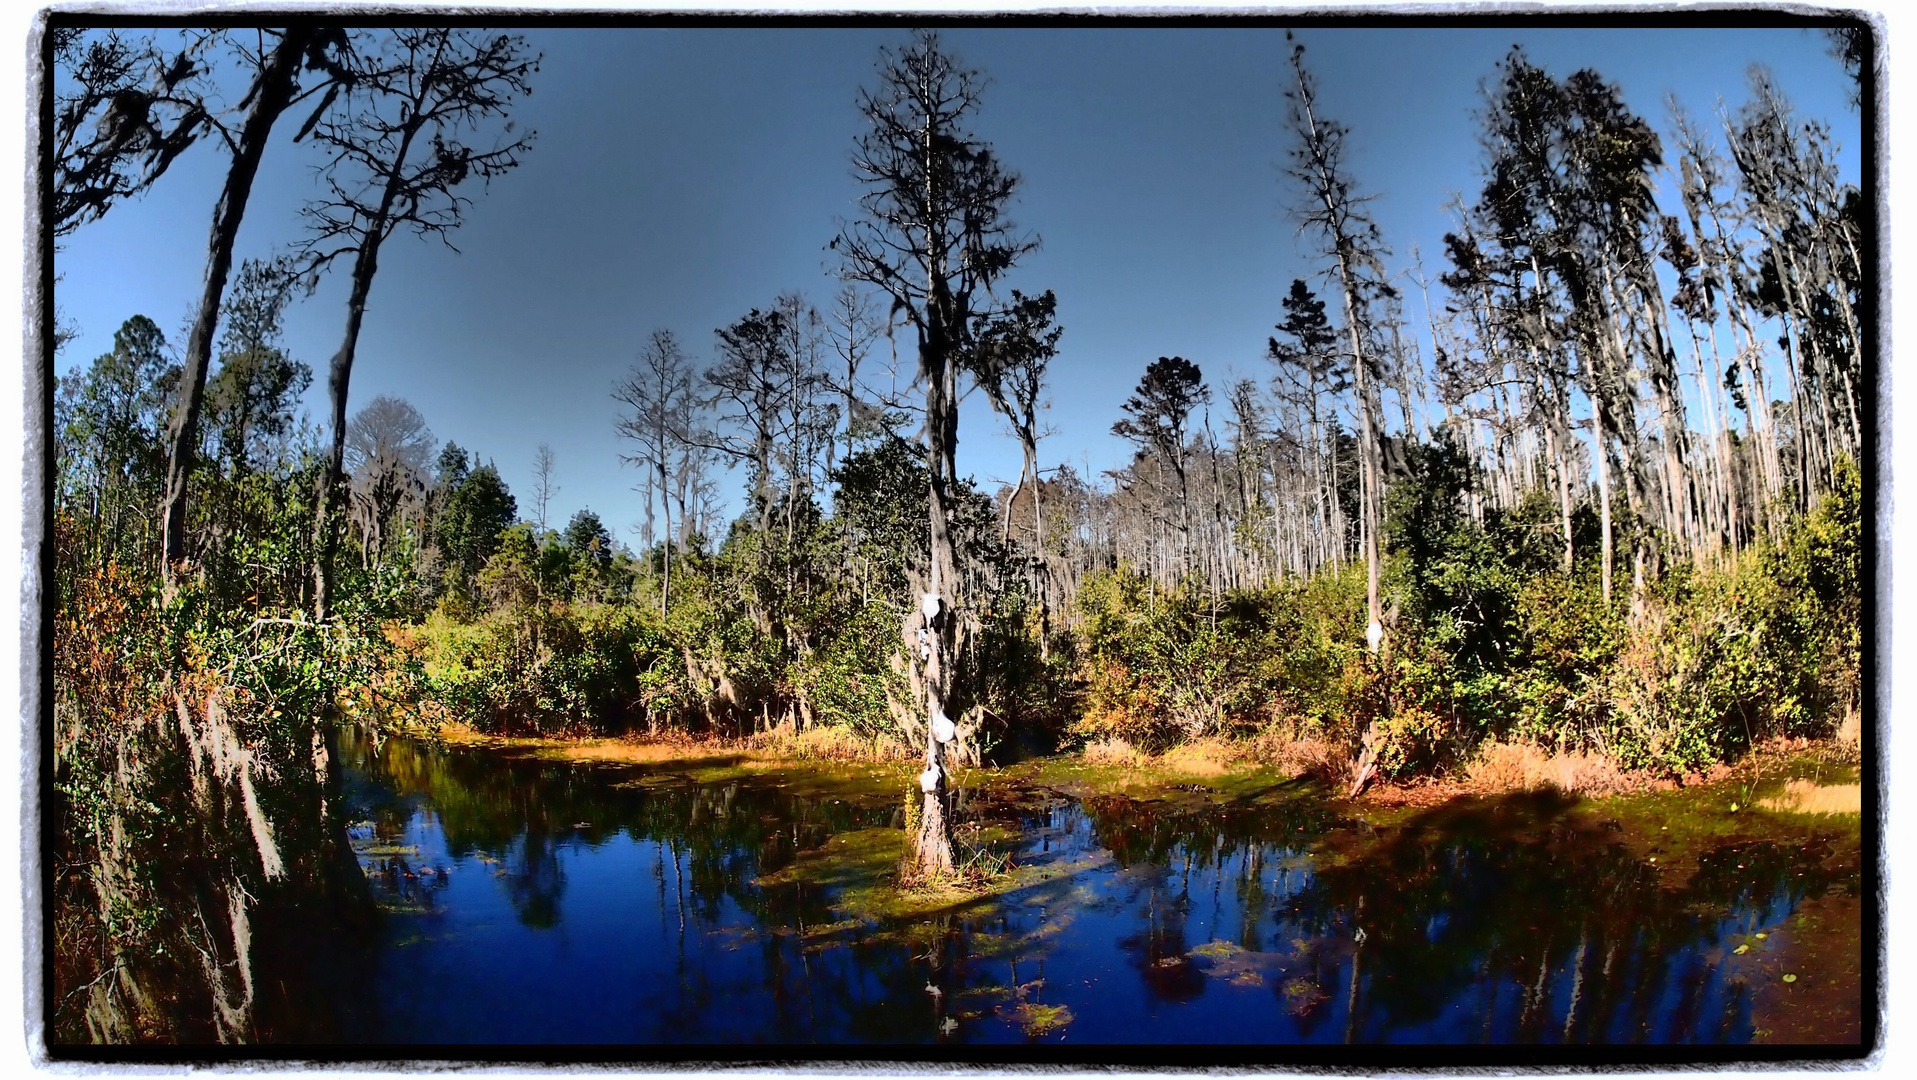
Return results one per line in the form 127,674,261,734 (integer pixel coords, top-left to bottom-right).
1596,458,1862,771
1062,451,1861,778
410,602,679,735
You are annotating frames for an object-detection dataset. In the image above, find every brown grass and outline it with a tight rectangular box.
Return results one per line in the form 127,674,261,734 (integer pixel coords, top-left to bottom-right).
1463,740,1638,797
1759,780,1861,816
1080,736,1146,767
1156,737,1250,778
435,718,915,767
1246,729,1342,780
1833,707,1861,757
436,724,744,765
1080,731,1343,781
747,724,910,763
546,738,742,767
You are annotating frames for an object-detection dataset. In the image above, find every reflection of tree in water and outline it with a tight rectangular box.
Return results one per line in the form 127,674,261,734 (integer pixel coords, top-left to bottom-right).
213,753,380,1042
338,740,1856,1044
1075,789,1855,1043
354,737,994,1042
1089,793,1329,1008
505,827,564,928
1119,875,1205,1003
353,739,882,928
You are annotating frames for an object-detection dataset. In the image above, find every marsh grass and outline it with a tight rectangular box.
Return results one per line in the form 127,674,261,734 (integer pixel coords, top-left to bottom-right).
1464,740,1636,797
747,723,911,762
1759,779,1861,816
1078,731,1340,782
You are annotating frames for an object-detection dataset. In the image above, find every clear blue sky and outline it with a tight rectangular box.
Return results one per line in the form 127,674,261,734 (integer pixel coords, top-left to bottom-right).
53,23,1859,545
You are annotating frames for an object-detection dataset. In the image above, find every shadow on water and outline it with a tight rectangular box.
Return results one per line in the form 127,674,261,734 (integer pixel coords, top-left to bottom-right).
296,734,1858,1046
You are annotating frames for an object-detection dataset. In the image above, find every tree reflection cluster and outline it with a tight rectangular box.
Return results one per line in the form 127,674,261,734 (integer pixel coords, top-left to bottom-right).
307,737,1860,1044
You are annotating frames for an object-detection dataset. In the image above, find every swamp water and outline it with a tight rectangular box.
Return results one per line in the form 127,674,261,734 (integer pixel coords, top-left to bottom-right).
302,735,1859,1047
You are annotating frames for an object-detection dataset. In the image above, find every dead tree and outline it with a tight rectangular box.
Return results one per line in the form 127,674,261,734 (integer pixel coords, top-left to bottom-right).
52,27,213,238
1283,34,1393,654
297,27,538,619
968,289,1061,653
530,443,558,533
343,395,434,568
833,30,1036,881
156,28,350,587
704,305,798,535
614,330,696,615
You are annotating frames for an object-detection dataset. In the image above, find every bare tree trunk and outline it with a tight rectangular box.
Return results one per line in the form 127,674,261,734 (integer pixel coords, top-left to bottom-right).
1709,215,1782,534
1643,274,1698,557
1681,318,1727,559
311,95,430,619
916,331,959,881
1542,397,1575,573
1700,319,1742,549
160,29,312,586
312,261,374,619
1022,437,1049,662
1338,292,1383,653
660,461,672,617
1595,429,1614,606
1593,275,1653,607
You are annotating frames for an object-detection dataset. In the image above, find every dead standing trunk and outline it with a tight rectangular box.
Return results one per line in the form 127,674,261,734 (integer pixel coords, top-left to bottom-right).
160,29,314,586
301,29,535,618
312,124,416,620
1341,294,1385,654
1286,41,1386,653
915,298,961,882
1023,435,1050,661
660,458,673,617
838,31,1031,880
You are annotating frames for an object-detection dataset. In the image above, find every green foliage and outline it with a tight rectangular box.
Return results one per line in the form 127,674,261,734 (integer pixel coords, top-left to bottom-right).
203,260,311,475
48,293,1864,1042
405,422,1059,749
1062,440,1860,779
54,315,180,571
1596,458,1862,772
432,460,517,594
1076,569,1282,749
562,508,613,570
788,600,912,739
414,601,682,735
831,434,929,596
50,510,405,1040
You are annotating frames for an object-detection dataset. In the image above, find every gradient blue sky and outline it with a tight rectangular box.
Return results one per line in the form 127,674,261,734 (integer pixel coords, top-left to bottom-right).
52,23,1860,545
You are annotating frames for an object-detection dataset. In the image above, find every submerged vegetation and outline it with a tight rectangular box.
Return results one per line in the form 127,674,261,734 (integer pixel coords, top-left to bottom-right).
45,22,1865,1046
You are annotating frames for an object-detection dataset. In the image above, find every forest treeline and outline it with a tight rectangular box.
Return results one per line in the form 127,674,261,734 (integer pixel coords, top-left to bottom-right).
48,26,1864,1041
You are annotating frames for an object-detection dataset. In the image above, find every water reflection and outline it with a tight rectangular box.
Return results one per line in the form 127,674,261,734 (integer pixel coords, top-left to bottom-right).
315,735,1855,1046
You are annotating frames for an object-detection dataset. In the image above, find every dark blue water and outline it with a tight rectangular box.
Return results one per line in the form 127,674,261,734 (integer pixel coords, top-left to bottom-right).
323,737,1852,1045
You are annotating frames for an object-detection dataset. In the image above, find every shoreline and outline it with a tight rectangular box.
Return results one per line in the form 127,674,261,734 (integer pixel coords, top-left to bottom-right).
416,722,1861,819
370,722,1866,1041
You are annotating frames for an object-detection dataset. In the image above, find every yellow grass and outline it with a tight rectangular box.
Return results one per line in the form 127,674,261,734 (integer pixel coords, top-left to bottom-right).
1080,735,1145,766
1157,737,1253,778
544,738,743,767
435,724,744,766
1833,707,1861,755
1082,732,1341,780
434,715,917,767
748,724,910,763
1760,780,1861,816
